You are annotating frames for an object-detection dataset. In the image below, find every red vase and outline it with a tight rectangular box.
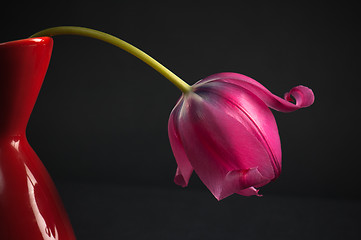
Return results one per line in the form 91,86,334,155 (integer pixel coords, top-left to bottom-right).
0,37,76,239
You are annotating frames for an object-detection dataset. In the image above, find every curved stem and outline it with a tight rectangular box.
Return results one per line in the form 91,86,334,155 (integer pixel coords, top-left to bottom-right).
30,26,192,93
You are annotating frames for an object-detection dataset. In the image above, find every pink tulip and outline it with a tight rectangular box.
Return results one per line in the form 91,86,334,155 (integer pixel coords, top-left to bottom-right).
168,72,314,200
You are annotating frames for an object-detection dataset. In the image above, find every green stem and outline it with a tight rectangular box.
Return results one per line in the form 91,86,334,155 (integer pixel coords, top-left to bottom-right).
30,26,192,93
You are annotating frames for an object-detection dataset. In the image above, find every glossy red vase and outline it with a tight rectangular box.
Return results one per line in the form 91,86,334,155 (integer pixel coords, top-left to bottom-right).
0,37,76,239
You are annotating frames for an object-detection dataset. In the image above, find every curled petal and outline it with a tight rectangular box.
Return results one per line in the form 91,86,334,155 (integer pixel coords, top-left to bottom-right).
174,167,190,187
284,85,315,108
168,100,193,187
194,72,314,112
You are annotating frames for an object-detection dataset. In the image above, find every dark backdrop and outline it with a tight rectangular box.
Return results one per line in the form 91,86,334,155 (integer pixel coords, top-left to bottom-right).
1,1,360,239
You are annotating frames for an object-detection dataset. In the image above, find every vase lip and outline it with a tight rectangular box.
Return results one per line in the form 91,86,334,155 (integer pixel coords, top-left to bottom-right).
0,37,52,48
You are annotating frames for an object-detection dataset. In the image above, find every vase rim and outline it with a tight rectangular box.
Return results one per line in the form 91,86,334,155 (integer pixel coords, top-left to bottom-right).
0,37,52,48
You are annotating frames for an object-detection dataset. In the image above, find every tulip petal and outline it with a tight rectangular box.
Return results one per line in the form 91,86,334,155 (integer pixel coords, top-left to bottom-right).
176,93,271,200
195,72,314,112
194,81,281,179
168,99,193,187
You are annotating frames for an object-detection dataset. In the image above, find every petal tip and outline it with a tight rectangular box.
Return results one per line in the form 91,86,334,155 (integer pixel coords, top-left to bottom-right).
237,187,263,197
285,85,315,109
174,173,188,188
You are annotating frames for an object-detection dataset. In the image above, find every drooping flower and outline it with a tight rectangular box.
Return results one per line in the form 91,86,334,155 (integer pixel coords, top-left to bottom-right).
29,27,314,200
168,72,314,200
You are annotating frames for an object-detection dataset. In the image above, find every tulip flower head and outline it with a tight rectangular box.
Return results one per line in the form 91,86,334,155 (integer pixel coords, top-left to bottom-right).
168,72,314,200
30,27,315,201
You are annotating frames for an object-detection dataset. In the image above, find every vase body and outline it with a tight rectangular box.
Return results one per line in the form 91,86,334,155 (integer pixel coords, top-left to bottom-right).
0,37,76,239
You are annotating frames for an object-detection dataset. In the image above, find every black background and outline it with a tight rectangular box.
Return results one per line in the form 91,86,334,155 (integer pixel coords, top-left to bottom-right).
1,1,360,239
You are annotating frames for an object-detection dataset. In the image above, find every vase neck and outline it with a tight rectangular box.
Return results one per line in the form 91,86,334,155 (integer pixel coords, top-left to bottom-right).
0,37,53,137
